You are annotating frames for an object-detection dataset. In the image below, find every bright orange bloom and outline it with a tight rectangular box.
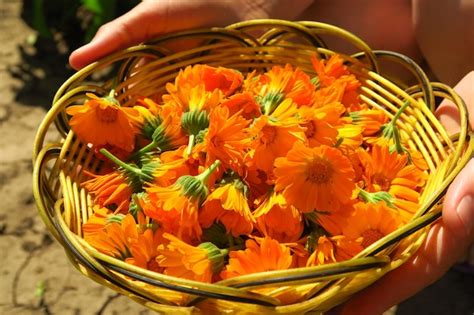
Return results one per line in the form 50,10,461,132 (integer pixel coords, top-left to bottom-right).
358,145,427,218
298,106,338,147
66,93,140,152
248,101,305,173
200,181,254,237
342,202,403,248
274,142,356,213
220,237,293,279
83,171,133,213
85,214,162,270
165,82,222,113
254,191,304,243
202,106,250,172
311,55,362,110
174,64,243,97
306,235,362,266
82,205,112,236
157,233,227,282
220,92,261,119
350,108,388,136
144,183,202,243
153,146,201,186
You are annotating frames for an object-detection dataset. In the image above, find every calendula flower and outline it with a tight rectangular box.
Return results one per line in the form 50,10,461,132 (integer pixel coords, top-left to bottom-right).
66,91,140,152
254,191,304,243
298,106,338,147
358,145,427,219
145,160,221,242
274,142,356,213
82,205,112,236
200,179,254,237
350,108,388,136
83,170,133,213
311,55,362,110
342,202,403,248
157,233,228,282
248,100,305,173
306,235,362,266
85,214,162,270
220,237,293,279
201,106,250,172
152,146,200,186
174,64,243,97
220,92,261,119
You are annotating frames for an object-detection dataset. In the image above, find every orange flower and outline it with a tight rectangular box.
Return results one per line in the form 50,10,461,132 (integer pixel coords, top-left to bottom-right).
306,235,362,266
350,108,388,136
85,214,162,270
157,233,228,282
254,191,303,243
201,106,250,172
274,142,356,213
82,205,111,236
145,160,221,242
358,145,427,218
165,83,222,113
83,170,133,213
220,92,261,119
66,92,140,152
248,101,305,173
174,64,243,97
200,180,254,237
220,237,293,279
298,106,338,147
342,202,403,248
153,146,201,186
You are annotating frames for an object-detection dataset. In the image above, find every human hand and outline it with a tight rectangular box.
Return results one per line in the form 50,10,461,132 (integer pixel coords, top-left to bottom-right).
331,71,474,315
69,0,313,70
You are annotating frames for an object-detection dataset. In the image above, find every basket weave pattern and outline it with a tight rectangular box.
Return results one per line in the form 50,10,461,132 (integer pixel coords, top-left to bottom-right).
33,20,473,314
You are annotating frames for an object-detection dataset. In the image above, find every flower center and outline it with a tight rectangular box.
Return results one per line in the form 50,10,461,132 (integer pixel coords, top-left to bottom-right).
306,158,333,184
372,173,391,191
303,121,316,138
96,105,118,123
261,125,277,145
361,229,384,248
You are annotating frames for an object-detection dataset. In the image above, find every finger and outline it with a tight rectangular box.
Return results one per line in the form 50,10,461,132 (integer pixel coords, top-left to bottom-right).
69,0,239,70
436,70,474,133
335,159,474,315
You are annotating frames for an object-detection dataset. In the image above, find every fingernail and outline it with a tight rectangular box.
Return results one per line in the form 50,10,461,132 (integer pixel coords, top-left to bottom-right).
457,195,474,236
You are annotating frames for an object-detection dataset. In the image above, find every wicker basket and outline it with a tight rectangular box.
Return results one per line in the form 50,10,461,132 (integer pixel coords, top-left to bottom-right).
33,20,473,314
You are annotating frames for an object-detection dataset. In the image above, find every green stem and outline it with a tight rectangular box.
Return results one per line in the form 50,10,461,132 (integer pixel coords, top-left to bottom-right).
186,134,195,156
196,159,221,183
99,148,141,176
227,235,235,248
392,101,410,124
128,140,158,161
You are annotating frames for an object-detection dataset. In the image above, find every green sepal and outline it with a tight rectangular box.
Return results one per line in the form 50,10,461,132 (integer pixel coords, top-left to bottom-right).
198,242,229,273
181,110,210,135
358,189,396,208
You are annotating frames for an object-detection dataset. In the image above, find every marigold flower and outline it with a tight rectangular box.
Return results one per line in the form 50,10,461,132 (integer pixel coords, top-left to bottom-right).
200,180,254,237
83,171,133,213
85,213,162,270
358,145,427,219
274,142,356,213
145,160,221,242
66,92,140,152
350,108,388,136
220,92,261,119
157,233,228,282
306,235,362,266
298,106,338,147
248,102,305,173
342,202,403,248
201,106,250,172
254,191,303,243
220,237,293,279
82,205,112,236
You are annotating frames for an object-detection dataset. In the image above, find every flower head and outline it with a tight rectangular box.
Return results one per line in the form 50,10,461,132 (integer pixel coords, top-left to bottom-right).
306,235,362,266
220,237,293,279
66,92,140,152
274,142,356,213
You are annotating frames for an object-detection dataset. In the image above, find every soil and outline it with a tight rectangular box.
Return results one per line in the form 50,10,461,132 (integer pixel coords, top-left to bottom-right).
0,1,472,314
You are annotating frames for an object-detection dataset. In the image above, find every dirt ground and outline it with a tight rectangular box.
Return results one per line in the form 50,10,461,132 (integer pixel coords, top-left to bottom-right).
0,1,472,314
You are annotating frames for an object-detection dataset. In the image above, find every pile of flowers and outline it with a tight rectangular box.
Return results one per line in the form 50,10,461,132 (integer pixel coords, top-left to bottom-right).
67,54,428,283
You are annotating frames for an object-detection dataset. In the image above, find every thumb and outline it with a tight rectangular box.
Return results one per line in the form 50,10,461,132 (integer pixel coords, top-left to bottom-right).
69,0,239,70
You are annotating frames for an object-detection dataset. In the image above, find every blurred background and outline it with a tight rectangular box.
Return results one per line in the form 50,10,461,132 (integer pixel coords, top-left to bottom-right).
0,0,472,314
